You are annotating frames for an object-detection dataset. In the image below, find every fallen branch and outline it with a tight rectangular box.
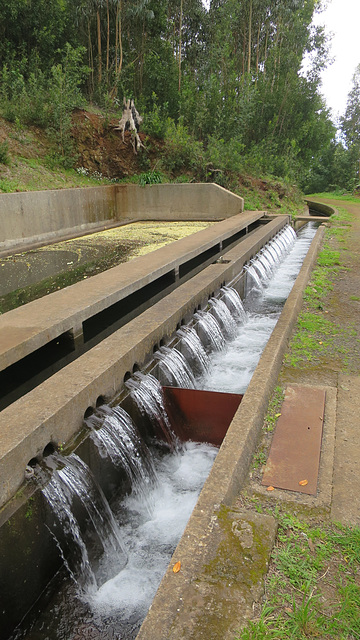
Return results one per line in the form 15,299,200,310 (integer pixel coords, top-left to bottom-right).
114,97,144,153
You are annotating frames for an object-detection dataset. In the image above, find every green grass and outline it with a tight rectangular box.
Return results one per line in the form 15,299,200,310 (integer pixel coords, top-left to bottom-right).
308,191,360,203
285,208,355,369
262,386,284,433
236,514,360,640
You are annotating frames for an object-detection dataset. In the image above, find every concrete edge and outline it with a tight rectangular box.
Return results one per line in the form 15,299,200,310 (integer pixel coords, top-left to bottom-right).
0,217,288,508
136,224,326,640
305,199,339,217
0,183,244,255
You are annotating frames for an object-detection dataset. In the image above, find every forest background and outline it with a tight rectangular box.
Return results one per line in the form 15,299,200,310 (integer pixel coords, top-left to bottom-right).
0,0,359,197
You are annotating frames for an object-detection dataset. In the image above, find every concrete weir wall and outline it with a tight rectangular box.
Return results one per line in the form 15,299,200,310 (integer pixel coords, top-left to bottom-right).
0,219,327,640
0,215,286,510
0,183,244,255
0,212,291,638
0,186,331,638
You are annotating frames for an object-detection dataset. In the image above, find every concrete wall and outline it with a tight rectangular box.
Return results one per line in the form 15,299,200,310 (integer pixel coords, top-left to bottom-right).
0,217,286,511
0,183,244,255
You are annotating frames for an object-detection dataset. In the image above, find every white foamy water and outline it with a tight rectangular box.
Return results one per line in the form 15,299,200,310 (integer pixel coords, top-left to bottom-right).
22,223,317,640
198,223,317,394
88,441,217,620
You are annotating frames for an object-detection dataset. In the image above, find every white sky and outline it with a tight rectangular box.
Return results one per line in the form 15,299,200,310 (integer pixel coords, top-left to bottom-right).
312,0,360,120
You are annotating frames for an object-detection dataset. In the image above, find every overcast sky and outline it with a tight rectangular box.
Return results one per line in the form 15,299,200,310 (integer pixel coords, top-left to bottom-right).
312,0,360,120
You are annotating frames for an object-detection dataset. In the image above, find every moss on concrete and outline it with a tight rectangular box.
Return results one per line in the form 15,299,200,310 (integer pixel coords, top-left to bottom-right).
180,506,277,640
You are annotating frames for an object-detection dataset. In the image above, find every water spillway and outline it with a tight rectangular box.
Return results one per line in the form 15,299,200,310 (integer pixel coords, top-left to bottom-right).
0,220,324,640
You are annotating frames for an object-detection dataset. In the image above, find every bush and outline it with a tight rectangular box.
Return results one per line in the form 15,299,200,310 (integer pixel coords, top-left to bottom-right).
162,117,203,174
142,94,169,139
138,170,163,186
0,140,10,165
0,45,89,167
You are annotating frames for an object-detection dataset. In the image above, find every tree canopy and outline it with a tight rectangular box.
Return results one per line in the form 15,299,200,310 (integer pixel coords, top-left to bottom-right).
0,0,357,190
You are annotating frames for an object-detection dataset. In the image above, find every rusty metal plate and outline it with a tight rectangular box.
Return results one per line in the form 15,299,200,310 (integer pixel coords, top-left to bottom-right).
262,385,326,495
163,386,242,446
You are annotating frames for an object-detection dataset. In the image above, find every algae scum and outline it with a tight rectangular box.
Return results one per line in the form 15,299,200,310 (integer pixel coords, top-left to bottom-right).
0,221,213,313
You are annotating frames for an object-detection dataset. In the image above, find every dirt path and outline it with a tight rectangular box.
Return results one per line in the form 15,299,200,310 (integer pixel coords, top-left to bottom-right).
319,199,360,526
289,198,360,526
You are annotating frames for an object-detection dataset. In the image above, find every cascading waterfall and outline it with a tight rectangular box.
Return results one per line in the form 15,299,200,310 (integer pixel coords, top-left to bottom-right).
153,345,196,388
87,405,157,502
198,223,316,394
245,224,296,293
25,222,318,640
208,297,238,339
220,286,247,323
194,309,226,352
42,453,128,591
176,326,210,375
125,371,175,445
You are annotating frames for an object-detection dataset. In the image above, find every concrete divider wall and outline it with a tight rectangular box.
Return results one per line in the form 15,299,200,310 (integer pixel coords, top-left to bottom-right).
115,183,244,221
0,185,118,254
0,217,285,511
0,183,244,255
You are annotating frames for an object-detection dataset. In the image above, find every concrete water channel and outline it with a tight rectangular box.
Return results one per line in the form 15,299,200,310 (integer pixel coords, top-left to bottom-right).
0,184,333,639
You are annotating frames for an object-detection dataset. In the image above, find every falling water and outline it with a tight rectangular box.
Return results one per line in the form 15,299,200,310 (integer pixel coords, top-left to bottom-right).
208,297,238,339
87,405,157,498
176,326,210,375
198,223,317,394
153,345,196,388
42,454,128,591
194,309,226,352
245,224,297,293
245,263,264,292
125,372,175,445
20,222,317,640
220,286,247,323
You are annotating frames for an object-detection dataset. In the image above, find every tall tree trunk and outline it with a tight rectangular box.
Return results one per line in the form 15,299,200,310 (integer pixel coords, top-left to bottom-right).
255,22,260,77
179,0,183,92
247,0,252,74
106,0,110,75
97,8,102,84
111,0,123,97
88,18,94,95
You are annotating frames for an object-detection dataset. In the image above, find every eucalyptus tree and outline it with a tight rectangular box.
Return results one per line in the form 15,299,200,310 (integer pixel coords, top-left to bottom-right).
341,64,360,185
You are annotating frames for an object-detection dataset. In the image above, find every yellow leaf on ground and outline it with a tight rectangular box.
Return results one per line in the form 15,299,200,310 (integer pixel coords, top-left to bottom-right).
173,561,181,573
266,486,275,491
299,479,308,486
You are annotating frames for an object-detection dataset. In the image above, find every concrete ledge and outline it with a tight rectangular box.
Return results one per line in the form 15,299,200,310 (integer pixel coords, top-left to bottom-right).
0,211,262,374
0,217,287,509
0,183,244,255
136,224,326,640
305,199,338,217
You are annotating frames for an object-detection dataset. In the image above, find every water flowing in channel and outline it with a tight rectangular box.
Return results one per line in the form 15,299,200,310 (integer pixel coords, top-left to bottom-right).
27,222,317,640
42,453,128,591
198,223,316,394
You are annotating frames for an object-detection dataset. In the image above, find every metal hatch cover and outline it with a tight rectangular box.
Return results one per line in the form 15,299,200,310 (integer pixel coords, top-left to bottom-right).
262,385,326,495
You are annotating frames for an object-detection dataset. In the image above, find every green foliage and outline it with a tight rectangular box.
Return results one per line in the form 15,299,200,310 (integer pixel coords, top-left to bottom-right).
0,139,10,165
142,94,169,139
0,0,349,189
0,44,89,167
237,514,360,640
0,178,14,192
205,136,245,175
138,170,163,186
162,117,203,174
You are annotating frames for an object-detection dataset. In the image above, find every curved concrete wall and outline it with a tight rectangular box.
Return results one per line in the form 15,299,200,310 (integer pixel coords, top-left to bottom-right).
0,183,244,256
